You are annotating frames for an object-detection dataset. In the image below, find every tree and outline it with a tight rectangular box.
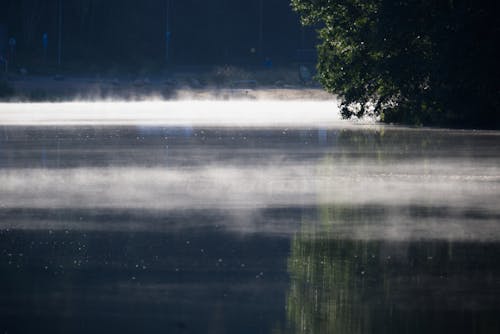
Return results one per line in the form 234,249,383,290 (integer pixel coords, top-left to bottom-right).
291,0,499,129
20,0,46,52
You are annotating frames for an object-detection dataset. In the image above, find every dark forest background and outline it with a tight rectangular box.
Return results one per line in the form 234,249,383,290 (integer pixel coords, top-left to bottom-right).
0,0,317,66
1,0,498,128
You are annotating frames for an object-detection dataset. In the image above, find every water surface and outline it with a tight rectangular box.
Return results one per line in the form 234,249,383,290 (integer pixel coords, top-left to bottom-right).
1,103,499,333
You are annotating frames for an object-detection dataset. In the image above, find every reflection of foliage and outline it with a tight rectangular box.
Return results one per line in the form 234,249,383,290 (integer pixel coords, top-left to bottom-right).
332,128,464,162
286,204,500,333
288,236,378,333
287,206,380,334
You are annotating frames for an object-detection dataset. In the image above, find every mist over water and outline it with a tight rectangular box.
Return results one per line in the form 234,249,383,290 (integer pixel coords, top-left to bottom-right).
0,101,344,126
1,102,499,333
1,161,499,240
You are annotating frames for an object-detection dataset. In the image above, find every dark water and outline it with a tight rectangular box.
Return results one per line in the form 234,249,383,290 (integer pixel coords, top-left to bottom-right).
1,125,499,333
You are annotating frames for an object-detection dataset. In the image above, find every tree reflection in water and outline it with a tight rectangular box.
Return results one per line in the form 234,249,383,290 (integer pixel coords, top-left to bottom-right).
285,204,500,334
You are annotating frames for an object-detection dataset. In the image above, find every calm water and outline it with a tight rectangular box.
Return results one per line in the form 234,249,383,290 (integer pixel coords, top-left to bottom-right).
1,110,500,333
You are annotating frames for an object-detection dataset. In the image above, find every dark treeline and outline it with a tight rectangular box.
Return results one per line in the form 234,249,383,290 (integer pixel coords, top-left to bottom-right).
1,0,317,66
292,0,500,129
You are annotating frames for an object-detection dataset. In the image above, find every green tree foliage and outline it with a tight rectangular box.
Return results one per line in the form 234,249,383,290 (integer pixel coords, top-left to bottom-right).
291,0,499,128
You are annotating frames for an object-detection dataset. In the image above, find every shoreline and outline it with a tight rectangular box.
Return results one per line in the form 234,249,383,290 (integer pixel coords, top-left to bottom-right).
1,66,333,102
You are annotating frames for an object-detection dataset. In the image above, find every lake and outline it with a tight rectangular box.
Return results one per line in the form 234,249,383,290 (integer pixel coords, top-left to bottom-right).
0,102,499,333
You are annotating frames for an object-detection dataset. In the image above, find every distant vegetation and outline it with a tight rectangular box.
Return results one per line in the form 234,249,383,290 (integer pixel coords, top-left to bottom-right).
292,0,499,129
2,0,315,66
0,79,14,99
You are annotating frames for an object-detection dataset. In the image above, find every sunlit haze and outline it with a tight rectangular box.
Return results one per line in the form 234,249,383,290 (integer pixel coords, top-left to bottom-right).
0,101,347,127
